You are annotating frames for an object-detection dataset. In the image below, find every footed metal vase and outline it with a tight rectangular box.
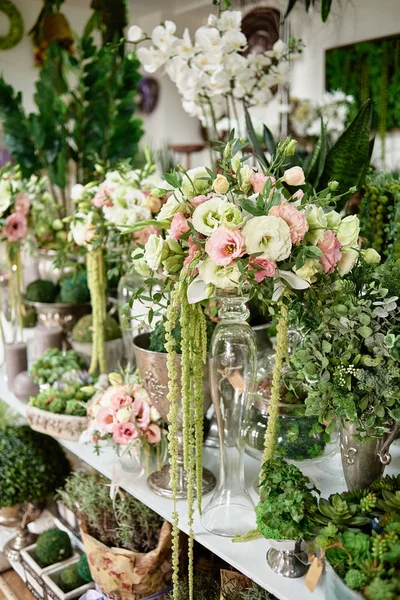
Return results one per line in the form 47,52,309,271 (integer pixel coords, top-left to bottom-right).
267,539,309,578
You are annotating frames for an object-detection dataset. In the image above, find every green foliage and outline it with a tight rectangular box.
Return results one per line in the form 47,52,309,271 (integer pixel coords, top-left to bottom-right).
71,314,121,343
284,0,333,22
36,528,73,568
56,471,164,553
77,554,93,583
59,271,90,304
256,458,318,540
29,348,85,385
60,563,86,592
148,315,215,354
25,279,58,303
29,375,95,416
0,400,22,430
313,494,370,530
0,426,69,507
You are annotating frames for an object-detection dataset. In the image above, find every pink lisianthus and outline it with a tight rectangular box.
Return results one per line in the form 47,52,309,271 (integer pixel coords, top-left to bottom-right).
3,212,28,242
183,236,201,269
135,225,159,245
269,201,308,244
291,189,304,202
190,194,210,207
14,193,31,216
92,187,114,208
317,230,342,274
96,406,117,433
250,172,276,194
132,397,151,430
249,257,277,282
145,423,162,444
111,392,132,411
170,212,190,240
205,227,245,266
113,422,138,445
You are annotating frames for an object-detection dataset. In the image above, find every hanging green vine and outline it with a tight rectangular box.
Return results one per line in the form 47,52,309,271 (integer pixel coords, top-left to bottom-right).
87,247,107,374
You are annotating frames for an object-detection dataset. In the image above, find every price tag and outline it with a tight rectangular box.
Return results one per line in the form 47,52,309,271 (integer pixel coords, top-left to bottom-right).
305,555,324,592
227,370,246,392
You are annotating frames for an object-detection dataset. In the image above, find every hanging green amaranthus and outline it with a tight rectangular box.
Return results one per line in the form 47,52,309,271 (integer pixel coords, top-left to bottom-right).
87,247,107,374
6,242,24,338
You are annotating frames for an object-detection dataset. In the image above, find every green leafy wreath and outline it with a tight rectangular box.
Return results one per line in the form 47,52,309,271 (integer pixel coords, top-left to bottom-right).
0,0,24,50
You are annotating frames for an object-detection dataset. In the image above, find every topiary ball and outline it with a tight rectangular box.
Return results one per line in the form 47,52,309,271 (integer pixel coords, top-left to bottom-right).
35,528,72,567
0,426,70,508
72,314,121,343
60,563,86,592
25,280,58,303
77,554,93,583
59,272,90,304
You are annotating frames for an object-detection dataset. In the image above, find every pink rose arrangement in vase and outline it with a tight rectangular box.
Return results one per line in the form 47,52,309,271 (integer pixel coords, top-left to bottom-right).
84,372,167,471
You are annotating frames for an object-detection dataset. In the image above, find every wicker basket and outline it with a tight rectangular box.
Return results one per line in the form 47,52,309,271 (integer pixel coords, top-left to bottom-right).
26,406,88,441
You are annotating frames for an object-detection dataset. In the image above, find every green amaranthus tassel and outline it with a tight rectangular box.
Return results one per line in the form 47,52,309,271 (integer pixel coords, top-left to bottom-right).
87,247,107,375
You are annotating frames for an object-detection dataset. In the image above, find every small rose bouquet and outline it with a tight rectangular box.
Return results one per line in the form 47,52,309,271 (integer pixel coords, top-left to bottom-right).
84,372,167,468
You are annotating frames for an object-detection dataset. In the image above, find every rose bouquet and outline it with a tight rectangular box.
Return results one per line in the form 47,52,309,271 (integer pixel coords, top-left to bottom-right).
84,372,167,469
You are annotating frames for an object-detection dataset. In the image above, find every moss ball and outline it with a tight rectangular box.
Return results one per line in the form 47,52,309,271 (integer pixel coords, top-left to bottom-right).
77,555,93,583
72,314,121,343
35,528,72,567
59,272,90,304
25,280,58,303
60,563,86,592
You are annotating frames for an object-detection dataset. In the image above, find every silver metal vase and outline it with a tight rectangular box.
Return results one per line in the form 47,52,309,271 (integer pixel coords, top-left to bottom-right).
340,421,399,490
133,333,216,499
267,539,309,578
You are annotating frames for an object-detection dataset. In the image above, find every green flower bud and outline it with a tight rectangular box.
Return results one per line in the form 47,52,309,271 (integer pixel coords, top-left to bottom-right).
231,154,241,173
328,180,339,191
163,255,184,273
223,142,231,159
286,139,297,156
166,238,184,255
52,219,63,231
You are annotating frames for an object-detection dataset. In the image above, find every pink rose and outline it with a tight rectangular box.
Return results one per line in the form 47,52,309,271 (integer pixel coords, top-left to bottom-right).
113,422,138,445
317,230,342,274
205,227,245,266
135,225,159,245
250,173,276,194
14,193,31,216
170,212,190,240
269,201,308,244
249,257,276,282
132,397,151,430
145,423,162,444
183,236,201,269
190,194,210,207
92,187,114,208
111,393,132,411
96,406,116,433
3,212,28,242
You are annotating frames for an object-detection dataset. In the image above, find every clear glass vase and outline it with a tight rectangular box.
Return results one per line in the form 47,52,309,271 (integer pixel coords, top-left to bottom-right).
201,292,257,537
118,272,151,365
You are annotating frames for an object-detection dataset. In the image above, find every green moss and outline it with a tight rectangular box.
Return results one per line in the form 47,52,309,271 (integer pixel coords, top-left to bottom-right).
25,280,58,303
22,306,37,328
77,555,93,583
60,563,86,592
72,314,121,343
36,529,72,567
59,272,90,304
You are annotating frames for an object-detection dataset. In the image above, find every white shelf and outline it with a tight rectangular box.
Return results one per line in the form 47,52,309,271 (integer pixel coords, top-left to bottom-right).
2,372,400,600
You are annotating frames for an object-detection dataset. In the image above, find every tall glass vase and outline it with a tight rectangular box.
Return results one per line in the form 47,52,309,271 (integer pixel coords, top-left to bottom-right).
201,292,257,537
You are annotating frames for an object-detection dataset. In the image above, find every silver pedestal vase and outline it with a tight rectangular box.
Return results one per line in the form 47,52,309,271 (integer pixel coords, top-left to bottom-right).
133,333,216,499
340,421,399,490
267,539,309,578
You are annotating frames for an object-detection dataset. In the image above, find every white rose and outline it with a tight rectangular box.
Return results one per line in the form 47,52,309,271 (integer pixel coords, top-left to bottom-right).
116,407,132,423
242,216,292,261
144,234,168,270
199,258,241,290
0,179,11,217
336,215,360,247
181,167,210,199
70,184,85,202
361,248,381,265
293,259,322,284
192,197,225,236
131,248,151,277
325,210,341,229
337,246,359,276
157,192,186,221
304,205,328,244
127,25,143,42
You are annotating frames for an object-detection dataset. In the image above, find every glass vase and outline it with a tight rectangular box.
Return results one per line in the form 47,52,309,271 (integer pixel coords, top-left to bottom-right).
201,292,257,537
118,272,150,365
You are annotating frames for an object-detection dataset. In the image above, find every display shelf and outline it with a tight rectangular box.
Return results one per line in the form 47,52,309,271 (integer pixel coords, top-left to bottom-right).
2,373,400,600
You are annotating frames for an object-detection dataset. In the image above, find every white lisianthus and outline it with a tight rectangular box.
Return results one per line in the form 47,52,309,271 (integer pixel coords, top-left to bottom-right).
325,210,341,229
71,183,85,202
336,215,360,247
293,259,322,284
192,196,225,235
217,10,242,31
304,205,328,244
70,215,91,247
144,234,169,270
337,246,359,275
150,406,161,422
282,166,305,186
181,167,210,199
218,202,244,229
199,258,241,289
361,248,381,265
242,216,292,261
131,248,151,277
116,407,132,423
0,179,11,217
157,192,186,220
127,25,143,42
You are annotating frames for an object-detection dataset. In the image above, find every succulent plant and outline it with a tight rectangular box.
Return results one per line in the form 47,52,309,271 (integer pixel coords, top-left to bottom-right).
377,490,400,514
313,494,370,530
35,528,72,567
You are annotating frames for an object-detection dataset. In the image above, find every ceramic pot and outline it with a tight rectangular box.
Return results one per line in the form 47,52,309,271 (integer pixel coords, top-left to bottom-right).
70,338,124,373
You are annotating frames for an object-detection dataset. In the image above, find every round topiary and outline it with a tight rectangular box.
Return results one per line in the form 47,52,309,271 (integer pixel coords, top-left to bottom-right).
25,280,58,303
35,528,72,567
59,271,90,304
60,563,86,592
72,314,121,343
77,555,93,583
0,426,70,507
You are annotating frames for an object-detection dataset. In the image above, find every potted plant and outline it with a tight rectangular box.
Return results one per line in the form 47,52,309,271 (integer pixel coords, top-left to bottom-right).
56,471,172,600
70,314,124,373
42,554,94,600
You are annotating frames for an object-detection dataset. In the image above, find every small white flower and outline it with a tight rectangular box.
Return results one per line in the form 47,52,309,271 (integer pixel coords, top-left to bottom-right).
116,407,131,423
337,246,359,275
222,30,247,52
127,25,143,42
199,258,241,290
137,46,167,73
144,234,168,270
195,26,222,53
217,10,242,32
181,167,210,199
150,406,161,422
336,215,360,247
0,179,11,217
192,196,225,236
157,192,186,220
304,205,327,244
71,183,85,202
243,215,292,261
151,20,176,51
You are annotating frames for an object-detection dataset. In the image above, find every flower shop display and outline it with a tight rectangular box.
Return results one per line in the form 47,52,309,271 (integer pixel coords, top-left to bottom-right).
56,471,172,600
70,314,123,373
83,369,167,472
289,258,400,489
42,555,94,600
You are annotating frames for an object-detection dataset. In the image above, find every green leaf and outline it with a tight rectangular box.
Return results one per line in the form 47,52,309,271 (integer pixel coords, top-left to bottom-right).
244,104,268,170
321,0,333,21
284,0,299,19
263,124,276,157
163,171,182,188
239,198,265,216
358,326,373,338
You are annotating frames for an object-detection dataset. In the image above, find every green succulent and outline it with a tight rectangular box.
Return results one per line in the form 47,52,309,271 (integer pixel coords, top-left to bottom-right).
36,528,72,567
29,383,93,416
364,577,396,600
360,493,377,513
29,348,85,385
377,490,400,514
345,568,368,590
314,494,370,530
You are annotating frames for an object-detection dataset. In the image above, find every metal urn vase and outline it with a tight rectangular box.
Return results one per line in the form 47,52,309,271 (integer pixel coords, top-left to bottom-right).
267,539,309,578
340,421,399,490
133,333,216,499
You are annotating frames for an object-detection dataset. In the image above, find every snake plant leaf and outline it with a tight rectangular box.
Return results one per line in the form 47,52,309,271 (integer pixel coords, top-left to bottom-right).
305,118,328,187
321,0,333,21
245,104,268,170
284,0,299,19
263,124,276,157
318,99,372,206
